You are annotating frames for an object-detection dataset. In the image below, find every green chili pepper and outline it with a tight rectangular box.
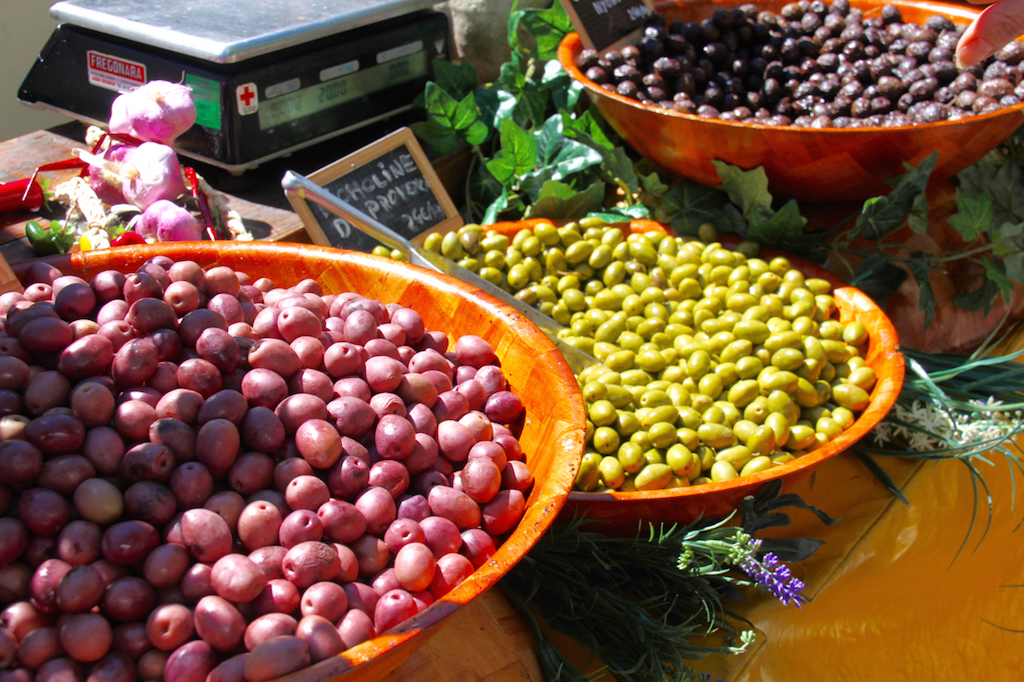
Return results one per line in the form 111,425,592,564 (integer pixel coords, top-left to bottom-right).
25,220,62,256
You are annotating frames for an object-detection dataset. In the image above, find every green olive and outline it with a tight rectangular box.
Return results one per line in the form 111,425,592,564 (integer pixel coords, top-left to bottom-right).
575,452,602,491
709,460,738,482
765,412,791,447
639,404,679,429
617,442,646,473
697,423,737,449
743,396,770,424
847,366,877,392
740,456,772,476
635,463,674,490
598,454,626,485
614,410,642,437
588,399,618,426
726,379,760,408
648,421,678,449
843,320,868,346
831,383,871,411
592,426,621,454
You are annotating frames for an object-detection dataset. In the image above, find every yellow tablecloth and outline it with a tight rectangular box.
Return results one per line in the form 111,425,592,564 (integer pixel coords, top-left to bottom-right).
688,446,1024,681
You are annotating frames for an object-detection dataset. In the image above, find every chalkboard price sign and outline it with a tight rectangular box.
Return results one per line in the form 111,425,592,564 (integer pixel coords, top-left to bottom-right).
560,0,655,53
286,127,462,253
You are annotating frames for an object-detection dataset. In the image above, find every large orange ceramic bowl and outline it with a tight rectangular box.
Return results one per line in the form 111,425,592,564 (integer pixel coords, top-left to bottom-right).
17,241,585,682
480,219,903,534
558,0,1024,202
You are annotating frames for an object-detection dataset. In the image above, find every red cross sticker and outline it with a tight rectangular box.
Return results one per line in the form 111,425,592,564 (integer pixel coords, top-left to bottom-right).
236,83,258,115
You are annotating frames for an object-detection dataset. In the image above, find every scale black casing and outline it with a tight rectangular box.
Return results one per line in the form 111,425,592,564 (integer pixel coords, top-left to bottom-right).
19,6,449,173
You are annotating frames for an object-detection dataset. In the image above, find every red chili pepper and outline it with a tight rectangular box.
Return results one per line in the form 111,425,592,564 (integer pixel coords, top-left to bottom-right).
0,179,44,214
112,231,147,247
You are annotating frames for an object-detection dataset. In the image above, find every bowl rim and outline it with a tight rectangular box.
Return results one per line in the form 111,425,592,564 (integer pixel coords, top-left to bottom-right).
558,0,1024,134
21,241,587,677
552,221,906,503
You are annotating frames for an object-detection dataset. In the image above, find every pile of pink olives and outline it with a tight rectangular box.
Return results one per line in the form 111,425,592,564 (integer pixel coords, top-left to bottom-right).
0,257,535,682
422,219,875,492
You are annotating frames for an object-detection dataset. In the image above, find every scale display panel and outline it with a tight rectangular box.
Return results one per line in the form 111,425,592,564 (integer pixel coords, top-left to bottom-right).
18,0,450,173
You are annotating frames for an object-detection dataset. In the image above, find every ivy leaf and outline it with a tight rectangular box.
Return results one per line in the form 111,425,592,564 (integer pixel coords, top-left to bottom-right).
661,178,730,235
993,221,1024,256
475,87,516,132
745,199,823,260
495,60,526,103
462,120,489,146
409,120,461,156
1005,251,1024,284
501,118,537,176
517,79,549,130
482,187,510,225
530,180,606,219
711,161,773,225
992,153,1024,225
423,82,481,133
907,189,928,235
986,257,1015,308
948,191,993,242
604,146,640,197
589,204,651,223
850,254,908,304
958,149,1004,198
485,151,517,185
954,257,1008,314
543,60,583,113
534,114,567,167
431,59,478,101
562,111,615,152
520,136,603,200
639,170,669,199
856,151,937,240
513,2,573,61
906,257,936,330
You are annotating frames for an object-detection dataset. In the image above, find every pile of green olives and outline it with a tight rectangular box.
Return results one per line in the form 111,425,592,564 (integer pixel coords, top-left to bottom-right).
421,219,875,493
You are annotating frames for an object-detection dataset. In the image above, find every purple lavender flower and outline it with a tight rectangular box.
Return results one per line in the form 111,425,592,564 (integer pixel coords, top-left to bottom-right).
741,551,807,608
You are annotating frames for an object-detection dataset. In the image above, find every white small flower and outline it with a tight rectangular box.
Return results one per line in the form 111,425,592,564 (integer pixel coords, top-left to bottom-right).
871,422,893,445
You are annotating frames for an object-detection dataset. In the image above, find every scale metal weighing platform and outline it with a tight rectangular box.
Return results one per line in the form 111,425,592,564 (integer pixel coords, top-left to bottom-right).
19,0,451,173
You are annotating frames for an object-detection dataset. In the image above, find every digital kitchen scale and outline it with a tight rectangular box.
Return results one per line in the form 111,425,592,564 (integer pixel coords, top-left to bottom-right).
19,0,451,173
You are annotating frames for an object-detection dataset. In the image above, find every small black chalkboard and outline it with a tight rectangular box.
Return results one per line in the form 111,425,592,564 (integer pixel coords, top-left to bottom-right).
286,127,461,253
560,0,655,52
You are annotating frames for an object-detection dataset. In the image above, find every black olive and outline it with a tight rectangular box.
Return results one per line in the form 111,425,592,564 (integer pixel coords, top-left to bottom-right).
616,81,639,98
585,66,609,85
925,16,955,33
576,49,600,71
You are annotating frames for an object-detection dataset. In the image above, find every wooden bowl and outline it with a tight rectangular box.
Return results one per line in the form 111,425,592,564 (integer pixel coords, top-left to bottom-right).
22,241,586,682
480,219,904,534
558,0,1024,202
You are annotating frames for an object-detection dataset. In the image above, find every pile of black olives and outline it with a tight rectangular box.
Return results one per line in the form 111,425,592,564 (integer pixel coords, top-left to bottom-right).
574,1,1024,128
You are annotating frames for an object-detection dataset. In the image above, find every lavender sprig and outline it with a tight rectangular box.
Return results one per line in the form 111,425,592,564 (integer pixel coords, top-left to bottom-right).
739,551,807,608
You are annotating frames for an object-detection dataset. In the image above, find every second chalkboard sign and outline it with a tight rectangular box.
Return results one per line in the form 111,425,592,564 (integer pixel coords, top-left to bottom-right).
560,0,655,52
287,127,462,253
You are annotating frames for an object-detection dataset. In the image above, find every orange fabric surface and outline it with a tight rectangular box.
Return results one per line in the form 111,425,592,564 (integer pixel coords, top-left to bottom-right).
689,447,1024,681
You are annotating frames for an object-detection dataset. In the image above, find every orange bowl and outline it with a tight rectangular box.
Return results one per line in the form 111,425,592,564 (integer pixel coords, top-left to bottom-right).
558,0,1024,202
480,219,904,534
19,242,586,682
